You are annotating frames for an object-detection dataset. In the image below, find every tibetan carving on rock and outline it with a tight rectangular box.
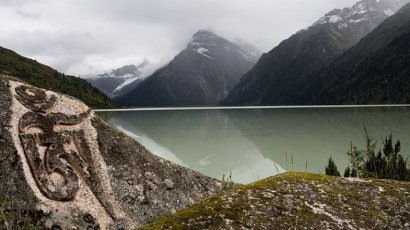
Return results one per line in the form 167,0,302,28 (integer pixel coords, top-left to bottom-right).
16,85,91,201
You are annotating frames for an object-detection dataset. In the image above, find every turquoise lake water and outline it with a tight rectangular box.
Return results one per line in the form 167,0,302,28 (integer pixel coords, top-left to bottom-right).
97,106,410,183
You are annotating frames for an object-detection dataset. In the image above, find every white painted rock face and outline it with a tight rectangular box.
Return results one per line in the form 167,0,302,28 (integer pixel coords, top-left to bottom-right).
0,75,221,229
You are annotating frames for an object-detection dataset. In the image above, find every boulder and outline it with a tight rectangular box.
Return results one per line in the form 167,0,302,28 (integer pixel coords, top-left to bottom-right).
0,75,221,229
141,172,410,229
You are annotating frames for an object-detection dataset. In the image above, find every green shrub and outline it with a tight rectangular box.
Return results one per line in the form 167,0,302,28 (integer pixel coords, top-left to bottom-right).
343,167,351,177
325,157,340,177
346,127,409,181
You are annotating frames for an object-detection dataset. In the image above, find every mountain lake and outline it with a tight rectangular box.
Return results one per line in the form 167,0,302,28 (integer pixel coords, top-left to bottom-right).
96,106,410,184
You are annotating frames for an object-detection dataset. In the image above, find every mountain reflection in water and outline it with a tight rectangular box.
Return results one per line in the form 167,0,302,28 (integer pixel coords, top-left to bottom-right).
97,107,410,183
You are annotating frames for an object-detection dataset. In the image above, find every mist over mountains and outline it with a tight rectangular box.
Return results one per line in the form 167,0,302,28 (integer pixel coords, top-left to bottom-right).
80,63,147,99
223,0,410,105
110,0,409,107
114,30,261,106
1,0,409,108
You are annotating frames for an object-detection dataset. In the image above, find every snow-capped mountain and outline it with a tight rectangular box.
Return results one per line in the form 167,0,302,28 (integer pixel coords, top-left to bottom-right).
313,0,409,28
308,2,410,104
188,30,261,64
83,62,147,98
224,0,410,106
115,30,261,106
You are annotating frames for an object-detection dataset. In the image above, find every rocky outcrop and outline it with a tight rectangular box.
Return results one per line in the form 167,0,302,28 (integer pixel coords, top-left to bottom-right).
141,173,410,229
0,75,221,229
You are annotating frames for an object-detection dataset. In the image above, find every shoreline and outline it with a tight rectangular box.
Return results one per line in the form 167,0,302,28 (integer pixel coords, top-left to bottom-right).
93,104,410,112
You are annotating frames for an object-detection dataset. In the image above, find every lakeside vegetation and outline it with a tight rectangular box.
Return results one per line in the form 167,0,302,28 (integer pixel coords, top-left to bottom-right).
326,127,410,181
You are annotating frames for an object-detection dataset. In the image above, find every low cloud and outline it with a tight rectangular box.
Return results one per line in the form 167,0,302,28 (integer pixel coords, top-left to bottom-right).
0,0,358,75
15,9,42,19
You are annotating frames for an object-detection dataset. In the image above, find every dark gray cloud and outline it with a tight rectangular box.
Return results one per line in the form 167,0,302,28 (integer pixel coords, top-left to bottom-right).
0,0,358,75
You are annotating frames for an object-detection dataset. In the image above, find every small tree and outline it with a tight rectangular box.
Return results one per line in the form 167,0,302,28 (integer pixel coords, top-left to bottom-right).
347,142,365,177
344,167,351,177
347,127,409,182
325,157,340,177
351,168,358,178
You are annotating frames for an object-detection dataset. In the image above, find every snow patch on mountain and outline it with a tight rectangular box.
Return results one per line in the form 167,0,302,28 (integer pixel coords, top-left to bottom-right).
384,9,395,15
79,62,152,98
314,0,410,27
194,47,215,60
328,15,343,23
113,78,140,93
187,30,261,63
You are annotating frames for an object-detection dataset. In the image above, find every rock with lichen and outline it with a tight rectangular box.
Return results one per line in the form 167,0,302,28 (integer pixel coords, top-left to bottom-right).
0,75,221,229
141,172,410,229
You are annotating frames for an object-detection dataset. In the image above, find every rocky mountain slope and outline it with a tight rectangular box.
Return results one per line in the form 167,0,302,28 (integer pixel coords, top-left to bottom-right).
82,63,147,99
305,3,410,104
0,46,116,109
224,0,410,105
115,30,260,106
0,75,221,229
141,172,410,229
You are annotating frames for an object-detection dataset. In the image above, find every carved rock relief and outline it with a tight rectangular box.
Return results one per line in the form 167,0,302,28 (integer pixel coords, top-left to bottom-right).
16,85,91,201
9,82,132,229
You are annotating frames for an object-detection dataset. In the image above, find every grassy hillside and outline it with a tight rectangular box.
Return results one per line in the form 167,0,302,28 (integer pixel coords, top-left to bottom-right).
0,46,117,109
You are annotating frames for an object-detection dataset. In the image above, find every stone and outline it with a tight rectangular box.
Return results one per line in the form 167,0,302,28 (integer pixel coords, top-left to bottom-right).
0,75,221,229
141,172,410,229
164,179,175,190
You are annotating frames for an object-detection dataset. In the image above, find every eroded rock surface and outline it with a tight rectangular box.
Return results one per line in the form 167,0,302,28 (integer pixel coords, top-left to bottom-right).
0,75,221,229
141,173,410,230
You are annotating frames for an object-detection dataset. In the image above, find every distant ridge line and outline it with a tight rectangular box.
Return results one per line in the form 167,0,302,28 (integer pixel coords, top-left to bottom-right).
93,104,410,112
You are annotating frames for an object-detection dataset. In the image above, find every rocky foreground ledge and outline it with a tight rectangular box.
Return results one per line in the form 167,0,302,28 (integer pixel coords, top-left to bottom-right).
141,173,410,230
0,75,221,229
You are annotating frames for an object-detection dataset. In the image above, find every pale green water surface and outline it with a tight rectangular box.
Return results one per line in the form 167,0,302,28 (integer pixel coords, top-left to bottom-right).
96,106,410,183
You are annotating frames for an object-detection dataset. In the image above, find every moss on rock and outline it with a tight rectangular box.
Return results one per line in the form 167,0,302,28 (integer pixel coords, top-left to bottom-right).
140,172,410,230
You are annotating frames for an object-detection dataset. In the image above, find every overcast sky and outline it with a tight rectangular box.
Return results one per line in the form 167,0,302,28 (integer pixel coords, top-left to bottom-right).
0,0,359,76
